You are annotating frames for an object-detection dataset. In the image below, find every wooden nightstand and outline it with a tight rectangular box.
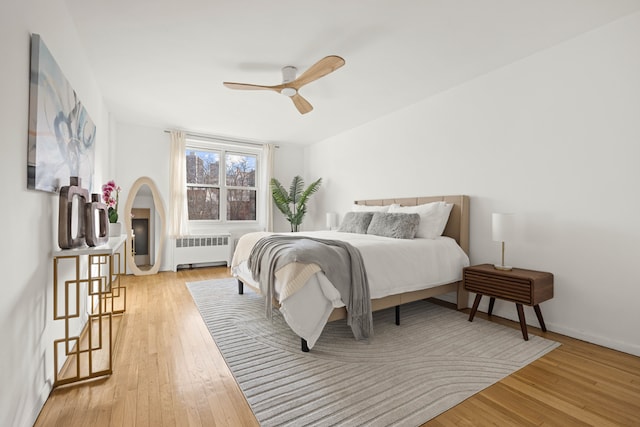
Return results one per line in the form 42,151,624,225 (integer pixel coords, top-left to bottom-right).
463,264,553,340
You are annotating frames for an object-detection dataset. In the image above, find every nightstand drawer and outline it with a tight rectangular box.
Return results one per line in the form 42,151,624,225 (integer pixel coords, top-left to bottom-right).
464,270,532,304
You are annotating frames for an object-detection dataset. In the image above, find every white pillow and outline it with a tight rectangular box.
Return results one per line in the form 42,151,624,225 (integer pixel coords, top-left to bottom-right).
388,202,453,239
351,204,392,213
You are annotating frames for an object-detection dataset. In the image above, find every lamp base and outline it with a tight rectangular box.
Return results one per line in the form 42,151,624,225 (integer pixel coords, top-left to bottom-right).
494,264,513,271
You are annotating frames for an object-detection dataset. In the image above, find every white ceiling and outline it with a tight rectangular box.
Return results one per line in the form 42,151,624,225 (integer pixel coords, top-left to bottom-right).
65,0,640,145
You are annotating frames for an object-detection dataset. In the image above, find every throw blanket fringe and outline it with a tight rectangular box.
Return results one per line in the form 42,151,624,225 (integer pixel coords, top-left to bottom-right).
247,235,373,341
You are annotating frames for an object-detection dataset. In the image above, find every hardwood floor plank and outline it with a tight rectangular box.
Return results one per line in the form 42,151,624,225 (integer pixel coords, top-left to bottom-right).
34,266,640,427
500,374,619,426
521,356,640,421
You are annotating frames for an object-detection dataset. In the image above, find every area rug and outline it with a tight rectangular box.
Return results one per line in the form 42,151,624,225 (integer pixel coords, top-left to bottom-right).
187,278,560,426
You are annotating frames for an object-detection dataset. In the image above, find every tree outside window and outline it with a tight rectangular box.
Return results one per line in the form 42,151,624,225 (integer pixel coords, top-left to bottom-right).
186,147,257,222
226,153,257,221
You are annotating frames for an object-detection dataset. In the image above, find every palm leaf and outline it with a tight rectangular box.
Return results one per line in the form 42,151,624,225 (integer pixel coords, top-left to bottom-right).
296,178,322,208
288,175,305,206
270,178,292,219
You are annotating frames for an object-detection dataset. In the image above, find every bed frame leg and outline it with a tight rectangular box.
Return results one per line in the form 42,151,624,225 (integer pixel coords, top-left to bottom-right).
395,305,400,326
237,280,244,295
301,338,309,352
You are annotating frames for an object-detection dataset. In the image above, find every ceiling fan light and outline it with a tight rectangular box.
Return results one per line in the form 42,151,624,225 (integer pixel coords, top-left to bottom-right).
280,87,297,97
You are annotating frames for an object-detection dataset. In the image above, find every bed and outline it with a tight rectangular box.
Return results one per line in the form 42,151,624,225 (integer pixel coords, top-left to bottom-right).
231,195,470,351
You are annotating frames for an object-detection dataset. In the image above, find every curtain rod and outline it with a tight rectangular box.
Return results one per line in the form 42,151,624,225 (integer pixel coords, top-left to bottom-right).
164,129,279,148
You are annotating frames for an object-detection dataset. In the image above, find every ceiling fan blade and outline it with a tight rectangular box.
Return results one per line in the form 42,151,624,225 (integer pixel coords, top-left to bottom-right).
290,93,313,114
290,55,345,89
223,82,282,92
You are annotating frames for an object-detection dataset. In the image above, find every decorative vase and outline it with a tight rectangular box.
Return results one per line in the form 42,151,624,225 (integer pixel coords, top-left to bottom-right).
58,176,90,249
109,222,123,237
85,193,109,247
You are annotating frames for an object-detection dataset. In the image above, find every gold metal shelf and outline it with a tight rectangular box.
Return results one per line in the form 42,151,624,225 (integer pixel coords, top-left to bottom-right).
52,235,127,387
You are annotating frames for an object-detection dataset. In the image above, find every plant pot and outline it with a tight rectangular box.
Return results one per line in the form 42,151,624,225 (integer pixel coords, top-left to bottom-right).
109,222,123,237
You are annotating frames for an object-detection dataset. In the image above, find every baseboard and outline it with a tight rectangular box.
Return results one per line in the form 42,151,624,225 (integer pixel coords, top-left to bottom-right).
545,322,640,357
24,381,52,427
469,302,640,357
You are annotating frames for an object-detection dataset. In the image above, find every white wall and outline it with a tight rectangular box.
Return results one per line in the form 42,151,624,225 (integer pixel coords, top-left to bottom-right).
113,123,172,270
270,143,307,232
306,12,640,356
0,0,111,425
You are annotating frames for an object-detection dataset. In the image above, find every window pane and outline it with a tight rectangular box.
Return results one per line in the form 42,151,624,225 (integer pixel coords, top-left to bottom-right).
187,187,220,220
227,189,256,221
226,153,256,187
186,150,219,185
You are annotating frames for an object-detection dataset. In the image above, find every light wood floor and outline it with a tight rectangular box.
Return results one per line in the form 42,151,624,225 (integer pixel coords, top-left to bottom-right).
35,267,640,426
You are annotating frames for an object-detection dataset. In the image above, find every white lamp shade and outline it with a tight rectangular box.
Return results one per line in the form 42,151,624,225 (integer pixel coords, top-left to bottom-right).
326,212,338,229
492,213,516,242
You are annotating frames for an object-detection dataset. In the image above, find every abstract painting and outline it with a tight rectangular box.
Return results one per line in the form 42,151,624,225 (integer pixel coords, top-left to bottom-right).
27,33,96,193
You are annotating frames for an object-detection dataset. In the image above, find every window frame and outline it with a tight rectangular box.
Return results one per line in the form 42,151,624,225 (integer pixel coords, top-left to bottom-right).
185,137,261,227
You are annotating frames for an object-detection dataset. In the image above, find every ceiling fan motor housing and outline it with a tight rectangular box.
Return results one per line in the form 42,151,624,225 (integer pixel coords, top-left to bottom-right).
281,66,297,83
280,66,297,96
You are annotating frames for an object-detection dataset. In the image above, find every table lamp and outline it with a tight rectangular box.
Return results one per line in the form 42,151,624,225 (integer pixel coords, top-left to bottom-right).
492,213,515,271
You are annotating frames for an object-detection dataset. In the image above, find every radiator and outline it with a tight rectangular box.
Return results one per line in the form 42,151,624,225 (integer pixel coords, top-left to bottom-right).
173,234,231,271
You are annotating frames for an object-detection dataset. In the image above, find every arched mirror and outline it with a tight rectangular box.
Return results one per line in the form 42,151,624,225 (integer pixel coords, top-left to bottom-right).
124,177,166,275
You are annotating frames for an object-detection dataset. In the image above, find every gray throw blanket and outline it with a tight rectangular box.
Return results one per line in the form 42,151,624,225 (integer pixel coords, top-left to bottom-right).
247,235,373,341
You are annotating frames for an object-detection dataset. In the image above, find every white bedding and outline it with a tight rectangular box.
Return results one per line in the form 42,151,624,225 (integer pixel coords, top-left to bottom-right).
232,230,470,348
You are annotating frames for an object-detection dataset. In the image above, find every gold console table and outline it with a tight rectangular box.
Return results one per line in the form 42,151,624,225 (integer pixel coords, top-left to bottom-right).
52,235,127,387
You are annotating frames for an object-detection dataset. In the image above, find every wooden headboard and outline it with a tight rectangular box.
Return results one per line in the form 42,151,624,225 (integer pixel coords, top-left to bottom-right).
354,195,470,255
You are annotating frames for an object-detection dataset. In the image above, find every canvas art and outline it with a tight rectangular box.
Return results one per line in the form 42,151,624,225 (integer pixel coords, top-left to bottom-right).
27,33,96,193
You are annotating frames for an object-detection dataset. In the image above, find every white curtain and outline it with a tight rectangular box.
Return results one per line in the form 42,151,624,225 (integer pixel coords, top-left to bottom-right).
262,143,275,232
169,130,188,238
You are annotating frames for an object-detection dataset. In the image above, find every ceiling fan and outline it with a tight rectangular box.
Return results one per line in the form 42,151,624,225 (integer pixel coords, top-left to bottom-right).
223,55,345,115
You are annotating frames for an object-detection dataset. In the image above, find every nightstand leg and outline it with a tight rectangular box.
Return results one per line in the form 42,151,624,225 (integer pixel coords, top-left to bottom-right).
516,304,529,341
469,294,482,321
488,297,496,316
533,304,547,332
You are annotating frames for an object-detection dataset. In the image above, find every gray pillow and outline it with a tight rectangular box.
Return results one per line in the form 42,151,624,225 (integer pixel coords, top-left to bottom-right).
367,212,420,239
338,212,374,234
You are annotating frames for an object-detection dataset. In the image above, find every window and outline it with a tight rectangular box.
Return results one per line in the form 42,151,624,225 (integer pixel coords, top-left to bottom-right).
186,142,258,222
225,153,257,221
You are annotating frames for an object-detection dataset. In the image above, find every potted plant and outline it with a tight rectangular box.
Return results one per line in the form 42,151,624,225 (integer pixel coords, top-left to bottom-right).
270,175,322,232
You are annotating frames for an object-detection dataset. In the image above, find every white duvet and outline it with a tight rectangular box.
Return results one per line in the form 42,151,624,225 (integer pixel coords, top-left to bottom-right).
231,230,469,348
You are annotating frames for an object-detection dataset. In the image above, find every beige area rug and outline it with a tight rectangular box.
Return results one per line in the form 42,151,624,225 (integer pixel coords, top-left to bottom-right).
187,278,560,427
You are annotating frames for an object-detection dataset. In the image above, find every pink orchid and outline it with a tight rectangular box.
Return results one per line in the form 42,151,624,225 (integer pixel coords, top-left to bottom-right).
102,180,121,222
